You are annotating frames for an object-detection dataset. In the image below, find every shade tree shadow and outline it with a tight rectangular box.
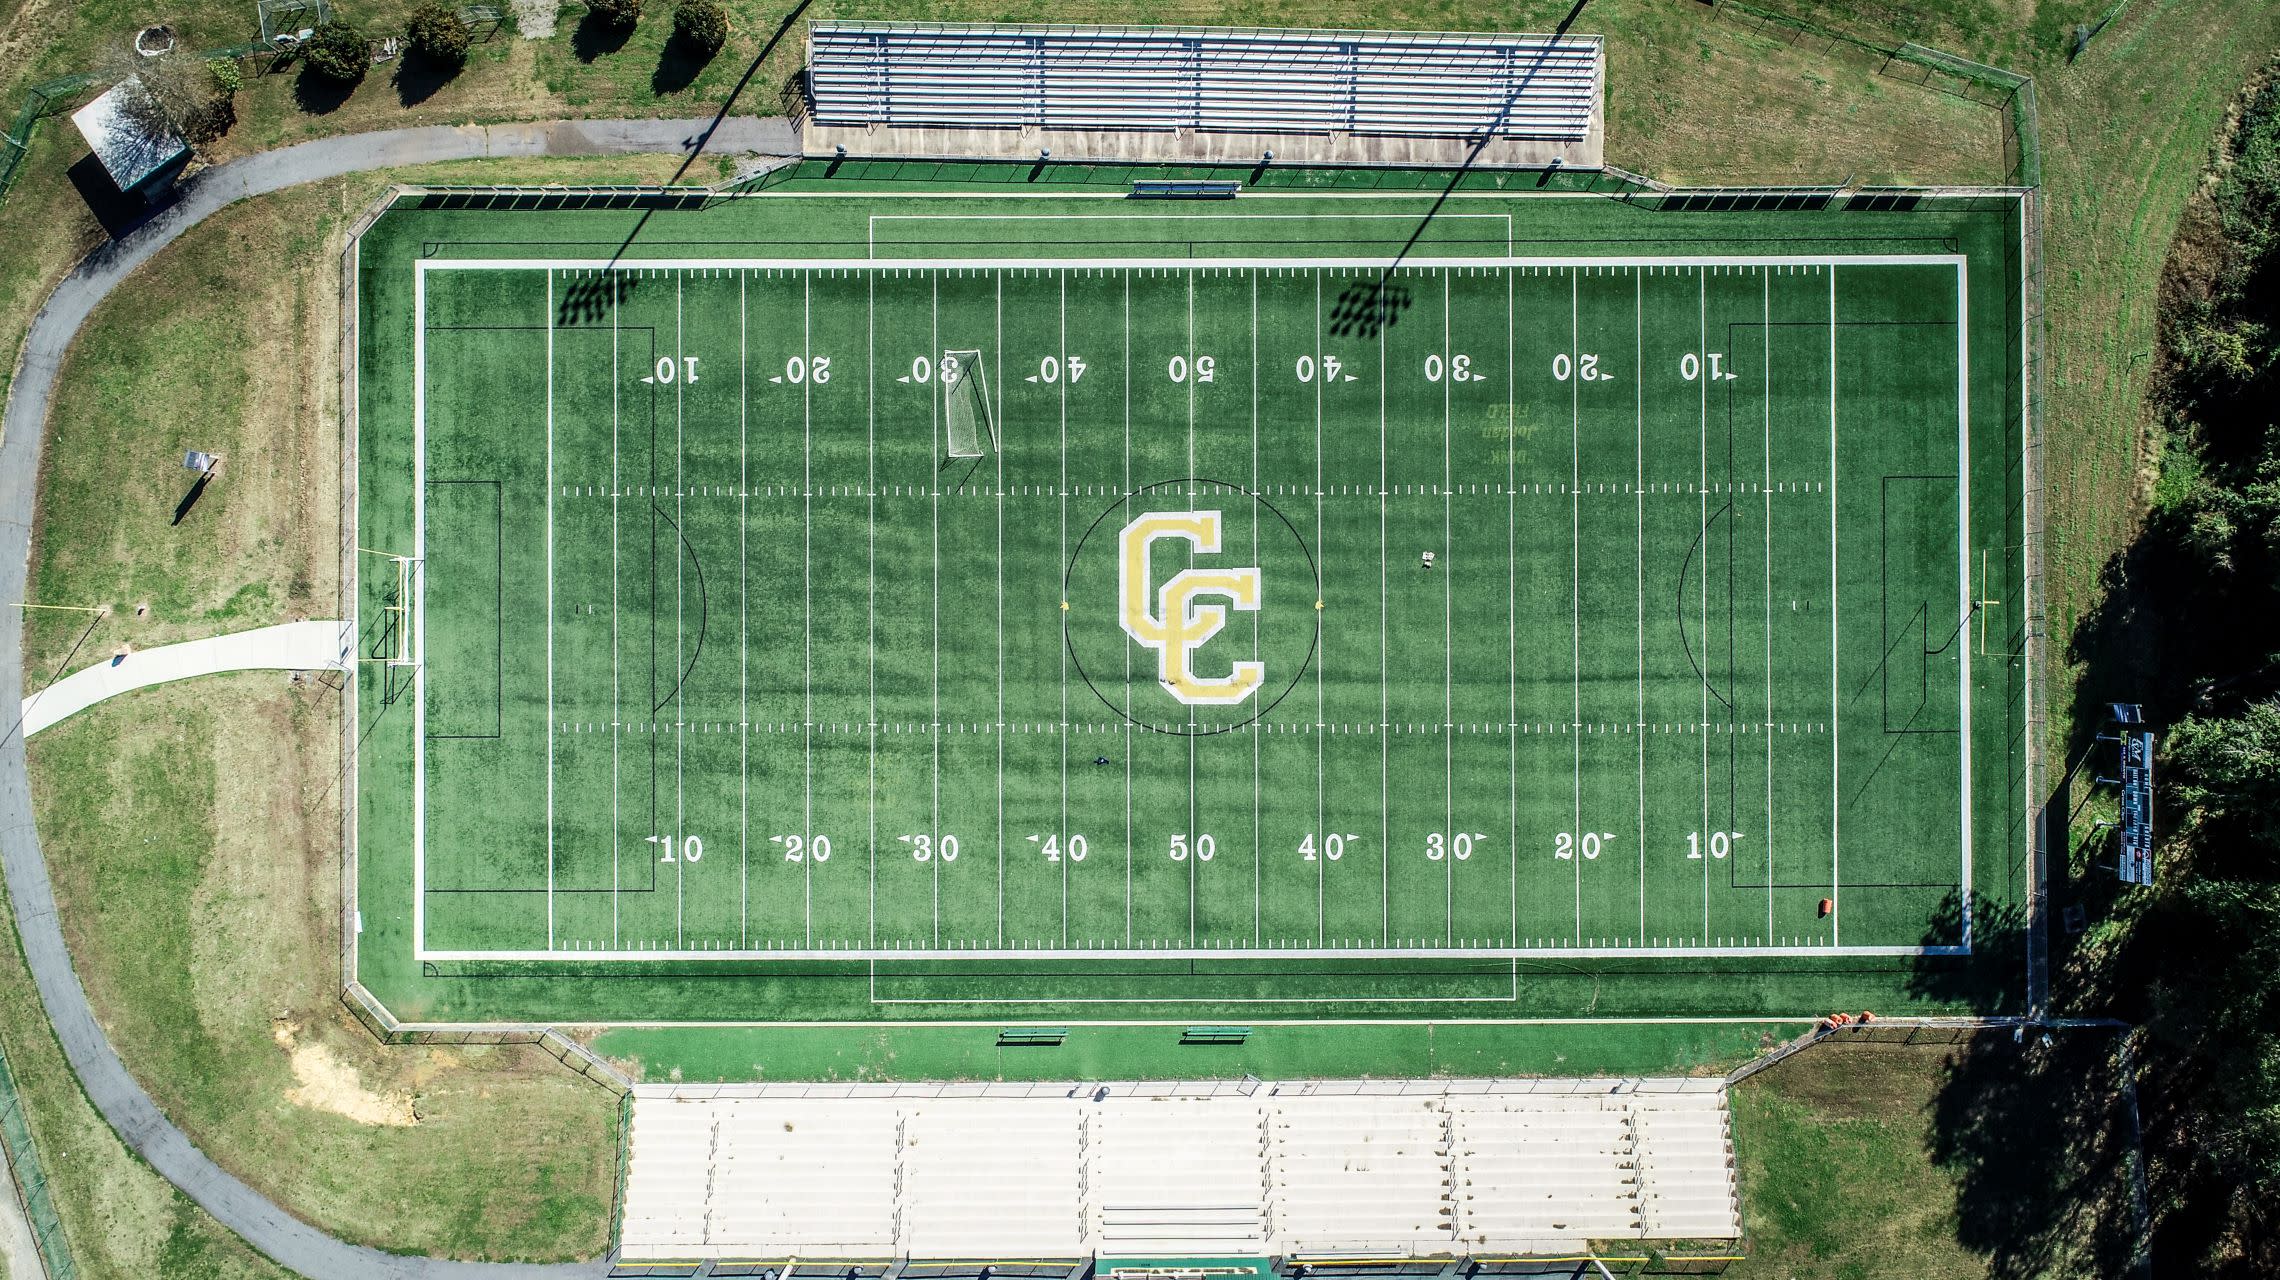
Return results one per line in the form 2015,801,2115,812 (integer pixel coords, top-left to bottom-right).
1925,1028,2141,1280
652,30,718,95
572,11,634,62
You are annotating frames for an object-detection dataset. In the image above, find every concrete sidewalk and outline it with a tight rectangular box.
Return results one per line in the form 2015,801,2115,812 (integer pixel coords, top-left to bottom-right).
20,620,354,738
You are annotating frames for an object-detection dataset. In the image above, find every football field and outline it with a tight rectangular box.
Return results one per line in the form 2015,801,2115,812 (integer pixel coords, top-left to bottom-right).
402,253,1977,959
354,179,2031,1027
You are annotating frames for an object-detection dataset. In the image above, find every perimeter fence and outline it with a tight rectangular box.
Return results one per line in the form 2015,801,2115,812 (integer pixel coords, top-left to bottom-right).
1709,0,2041,188
0,1039,76,1280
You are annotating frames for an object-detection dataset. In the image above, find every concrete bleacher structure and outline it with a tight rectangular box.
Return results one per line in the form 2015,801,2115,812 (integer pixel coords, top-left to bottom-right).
802,23,1605,170
619,1079,1739,1262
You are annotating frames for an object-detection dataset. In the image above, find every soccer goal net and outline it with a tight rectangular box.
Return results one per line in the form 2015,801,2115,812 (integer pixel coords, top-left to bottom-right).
942,349,997,459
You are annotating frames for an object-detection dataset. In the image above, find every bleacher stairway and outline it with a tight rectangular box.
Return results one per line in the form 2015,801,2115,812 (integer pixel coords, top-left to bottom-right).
620,1079,1741,1262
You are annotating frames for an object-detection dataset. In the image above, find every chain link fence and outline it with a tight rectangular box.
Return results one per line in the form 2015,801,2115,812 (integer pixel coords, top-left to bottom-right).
1710,1,2041,189
0,1040,76,1280
0,75,97,208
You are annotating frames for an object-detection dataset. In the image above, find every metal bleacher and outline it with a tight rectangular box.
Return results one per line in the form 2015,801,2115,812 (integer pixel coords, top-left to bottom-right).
808,23,1603,143
618,1079,1740,1262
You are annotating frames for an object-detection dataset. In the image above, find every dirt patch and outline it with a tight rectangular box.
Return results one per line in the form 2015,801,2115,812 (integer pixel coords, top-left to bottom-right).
273,1020,418,1127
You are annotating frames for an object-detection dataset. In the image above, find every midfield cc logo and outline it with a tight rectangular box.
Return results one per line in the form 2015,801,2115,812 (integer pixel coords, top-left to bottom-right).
1118,510,1264,706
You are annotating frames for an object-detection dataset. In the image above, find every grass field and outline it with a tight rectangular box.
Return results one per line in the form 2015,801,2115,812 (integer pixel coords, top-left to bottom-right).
355,173,2030,1031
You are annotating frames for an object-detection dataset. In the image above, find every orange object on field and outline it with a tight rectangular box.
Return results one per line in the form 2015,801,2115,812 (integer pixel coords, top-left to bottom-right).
1817,897,1834,917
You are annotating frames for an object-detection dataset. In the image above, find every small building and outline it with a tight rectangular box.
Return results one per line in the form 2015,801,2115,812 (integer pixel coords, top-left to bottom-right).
70,78,191,196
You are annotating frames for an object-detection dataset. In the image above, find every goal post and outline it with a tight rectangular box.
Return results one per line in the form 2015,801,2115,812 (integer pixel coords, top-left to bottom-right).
942,349,996,459
357,546,418,666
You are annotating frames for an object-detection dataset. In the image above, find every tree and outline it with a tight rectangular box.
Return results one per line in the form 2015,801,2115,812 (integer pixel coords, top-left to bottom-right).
673,0,728,53
299,19,370,84
587,0,643,28
405,3,474,66
97,46,235,147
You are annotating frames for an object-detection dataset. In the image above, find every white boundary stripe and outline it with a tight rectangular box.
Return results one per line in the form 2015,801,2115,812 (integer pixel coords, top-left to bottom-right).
409,256,1976,965
1956,260,1974,949
399,1013,1827,1029
432,942,1958,961
440,940,1960,958
545,272,556,948
411,266,427,955
427,254,1964,272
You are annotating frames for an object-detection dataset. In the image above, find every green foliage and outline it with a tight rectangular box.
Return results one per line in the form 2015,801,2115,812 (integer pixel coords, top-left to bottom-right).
406,2,474,66
672,0,728,52
299,19,369,84
2172,312,2266,385
586,0,643,28
2219,81,2280,260
206,57,242,97
2168,700,2280,844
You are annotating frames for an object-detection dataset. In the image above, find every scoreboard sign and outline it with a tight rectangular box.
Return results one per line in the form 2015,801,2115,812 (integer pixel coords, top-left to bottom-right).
2118,730,2156,885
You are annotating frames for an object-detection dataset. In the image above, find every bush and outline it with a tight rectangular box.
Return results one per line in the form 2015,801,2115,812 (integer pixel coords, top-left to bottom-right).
207,57,242,96
299,20,370,83
673,0,728,52
587,0,643,28
405,3,474,65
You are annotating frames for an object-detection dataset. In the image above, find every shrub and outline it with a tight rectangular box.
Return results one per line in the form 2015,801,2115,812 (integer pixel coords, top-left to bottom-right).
587,0,643,28
406,2,474,65
673,0,728,52
207,57,243,96
299,20,370,83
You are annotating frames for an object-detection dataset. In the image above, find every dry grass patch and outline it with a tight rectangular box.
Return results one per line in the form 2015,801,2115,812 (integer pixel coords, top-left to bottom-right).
31,675,618,1262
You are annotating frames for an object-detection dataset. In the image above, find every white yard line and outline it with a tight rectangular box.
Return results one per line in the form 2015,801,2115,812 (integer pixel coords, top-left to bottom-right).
1315,271,1327,944
1764,269,1776,942
740,271,750,945
1123,273,1133,946
1187,268,1199,946
1442,271,1454,942
804,271,816,946
545,271,557,950
611,272,622,947
1508,264,1518,948
1699,268,1711,944
930,272,941,946
1379,274,1390,945
674,274,687,947
1635,268,1646,940
1571,269,1583,940
996,274,1007,948
1058,272,1071,945
1251,271,1262,946
1828,266,1842,944
867,271,879,948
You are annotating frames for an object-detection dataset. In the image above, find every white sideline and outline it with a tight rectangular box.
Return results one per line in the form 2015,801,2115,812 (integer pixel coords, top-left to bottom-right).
20,619,354,738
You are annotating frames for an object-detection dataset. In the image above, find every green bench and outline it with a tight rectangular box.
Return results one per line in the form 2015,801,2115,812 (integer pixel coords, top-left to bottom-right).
998,1027,1068,1046
1182,1025,1252,1044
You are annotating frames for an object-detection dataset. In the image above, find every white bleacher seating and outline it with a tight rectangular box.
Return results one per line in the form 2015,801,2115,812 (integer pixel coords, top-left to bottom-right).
619,1079,1740,1261
809,24,1602,143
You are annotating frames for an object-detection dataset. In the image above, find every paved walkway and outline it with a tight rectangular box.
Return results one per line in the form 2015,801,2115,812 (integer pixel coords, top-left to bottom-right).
21,620,356,738
0,116,797,1279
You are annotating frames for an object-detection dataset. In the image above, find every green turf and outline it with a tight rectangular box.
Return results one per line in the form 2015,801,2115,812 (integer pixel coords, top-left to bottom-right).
354,170,2030,1053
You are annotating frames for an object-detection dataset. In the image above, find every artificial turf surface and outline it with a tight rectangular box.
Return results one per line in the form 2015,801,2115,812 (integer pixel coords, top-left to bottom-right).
352,165,2031,1052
